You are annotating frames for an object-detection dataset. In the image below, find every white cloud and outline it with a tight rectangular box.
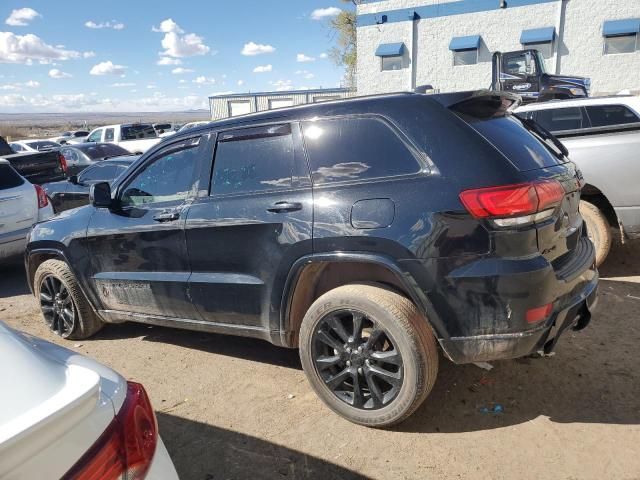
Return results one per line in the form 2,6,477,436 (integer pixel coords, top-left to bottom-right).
237,79,245,86
153,19,210,58
110,82,135,87
295,70,315,79
146,84,157,89
83,51,96,58
24,80,39,88
85,20,125,30
157,56,181,66
193,76,215,85
0,80,40,90
49,68,72,79
152,19,183,34
171,67,194,74
0,32,84,64
5,8,41,27
90,60,127,76
241,41,275,56
178,79,186,84
311,7,341,20
319,52,329,59
253,64,272,73
296,53,315,63
270,79,293,91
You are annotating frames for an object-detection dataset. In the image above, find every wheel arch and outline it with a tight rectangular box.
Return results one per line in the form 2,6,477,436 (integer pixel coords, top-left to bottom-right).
280,253,446,350
581,183,618,228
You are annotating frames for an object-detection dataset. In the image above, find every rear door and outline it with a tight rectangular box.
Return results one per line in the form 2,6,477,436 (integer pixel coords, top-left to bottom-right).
86,136,204,320
0,163,36,238
185,123,312,331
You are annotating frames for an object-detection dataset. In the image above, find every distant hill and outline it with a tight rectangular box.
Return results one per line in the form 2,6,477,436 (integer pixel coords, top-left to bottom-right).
0,110,211,140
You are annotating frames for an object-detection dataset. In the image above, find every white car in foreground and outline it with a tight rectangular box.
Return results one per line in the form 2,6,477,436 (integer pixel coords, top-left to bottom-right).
0,159,54,263
0,321,178,479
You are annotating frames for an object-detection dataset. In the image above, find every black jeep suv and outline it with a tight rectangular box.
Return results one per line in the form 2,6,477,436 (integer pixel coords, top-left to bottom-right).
26,91,598,427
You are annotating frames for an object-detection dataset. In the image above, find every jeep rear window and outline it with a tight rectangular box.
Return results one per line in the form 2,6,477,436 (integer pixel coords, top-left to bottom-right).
460,114,567,171
0,164,25,190
302,117,421,185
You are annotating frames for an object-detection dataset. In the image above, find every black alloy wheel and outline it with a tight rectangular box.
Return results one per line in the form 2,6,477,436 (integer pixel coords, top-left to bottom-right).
311,309,404,410
39,274,77,338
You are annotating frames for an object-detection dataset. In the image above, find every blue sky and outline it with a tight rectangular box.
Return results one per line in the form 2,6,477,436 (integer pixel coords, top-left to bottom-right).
0,1,349,112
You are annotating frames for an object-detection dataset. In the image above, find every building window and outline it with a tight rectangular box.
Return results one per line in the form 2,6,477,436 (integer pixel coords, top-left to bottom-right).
449,35,481,66
604,34,638,55
602,19,640,55
520,27,556,59
381,55,403,71
523,41,553,58
268,98,294,110
228,100,252,117
375,42,406,72
453,49,478,66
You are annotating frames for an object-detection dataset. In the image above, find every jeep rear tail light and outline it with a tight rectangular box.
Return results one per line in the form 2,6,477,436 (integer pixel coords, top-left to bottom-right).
62,382,158,480
459,180,565,226
58,151,68,173
526,303,554,324
34,185,49,209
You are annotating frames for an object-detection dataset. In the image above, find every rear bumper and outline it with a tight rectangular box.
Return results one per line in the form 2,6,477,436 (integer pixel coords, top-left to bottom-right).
440,275,597,363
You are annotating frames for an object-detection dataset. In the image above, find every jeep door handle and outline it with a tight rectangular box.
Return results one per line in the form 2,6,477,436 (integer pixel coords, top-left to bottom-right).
153,210,180,222
267,201,303,213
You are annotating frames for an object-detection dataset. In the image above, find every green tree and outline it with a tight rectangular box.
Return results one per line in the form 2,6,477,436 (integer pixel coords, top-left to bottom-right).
328,1,358,89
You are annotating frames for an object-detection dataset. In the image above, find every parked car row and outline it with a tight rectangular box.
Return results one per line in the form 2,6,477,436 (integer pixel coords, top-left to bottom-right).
22,90,601,429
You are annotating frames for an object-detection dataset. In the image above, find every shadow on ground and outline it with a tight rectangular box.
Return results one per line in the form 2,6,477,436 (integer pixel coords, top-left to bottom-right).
157,412,368,480
0,262,30,298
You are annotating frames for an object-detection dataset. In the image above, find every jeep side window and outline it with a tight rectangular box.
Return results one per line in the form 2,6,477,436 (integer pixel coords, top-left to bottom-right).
534,107,585,133
585,105,640,128
79,164,121,184
211,124,294,195
121,140,200,206
301,117,421,185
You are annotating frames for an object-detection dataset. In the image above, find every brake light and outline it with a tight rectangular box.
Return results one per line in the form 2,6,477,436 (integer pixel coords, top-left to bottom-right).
62,382,158,480
58,151,68,173
526,303,553,324
460,180,565,221
34,185,49,209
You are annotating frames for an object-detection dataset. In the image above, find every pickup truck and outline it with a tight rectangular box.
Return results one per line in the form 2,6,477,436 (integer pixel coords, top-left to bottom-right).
85,124,161,154
0,136,67,185
516,95,640,265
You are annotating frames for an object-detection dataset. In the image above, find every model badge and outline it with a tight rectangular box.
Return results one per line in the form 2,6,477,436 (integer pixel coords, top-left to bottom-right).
513,83,532,91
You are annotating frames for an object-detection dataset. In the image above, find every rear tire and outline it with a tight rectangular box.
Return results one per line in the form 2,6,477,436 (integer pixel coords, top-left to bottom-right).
580,200,611,267
299,283,439,428
34,259,104,340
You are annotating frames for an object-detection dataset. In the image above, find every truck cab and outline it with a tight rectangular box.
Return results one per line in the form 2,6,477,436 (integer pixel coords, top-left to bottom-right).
492,49,590,103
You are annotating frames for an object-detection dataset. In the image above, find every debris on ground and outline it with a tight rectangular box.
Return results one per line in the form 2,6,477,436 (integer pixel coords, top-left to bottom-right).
287,394,295,399
479,404,504,414
473,362,494,371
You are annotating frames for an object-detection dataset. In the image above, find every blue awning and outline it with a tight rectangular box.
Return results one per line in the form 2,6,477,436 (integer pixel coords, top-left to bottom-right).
449,35,481,51
603,18,640,37
521,27,556,44
375,42,405,57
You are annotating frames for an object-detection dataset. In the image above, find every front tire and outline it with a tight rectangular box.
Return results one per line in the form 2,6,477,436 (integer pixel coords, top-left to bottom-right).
580,200,612,267
299,284,439,427
34,259,104,340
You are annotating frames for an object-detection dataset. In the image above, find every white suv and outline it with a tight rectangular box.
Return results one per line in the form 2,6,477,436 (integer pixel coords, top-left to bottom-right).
0,159,54,263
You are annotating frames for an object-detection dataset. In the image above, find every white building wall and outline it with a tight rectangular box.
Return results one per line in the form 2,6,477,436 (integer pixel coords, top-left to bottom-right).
357,0,640,96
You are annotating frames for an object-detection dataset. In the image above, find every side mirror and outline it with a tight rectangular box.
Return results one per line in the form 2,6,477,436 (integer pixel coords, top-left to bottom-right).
90,182,112,209
69,175,79,185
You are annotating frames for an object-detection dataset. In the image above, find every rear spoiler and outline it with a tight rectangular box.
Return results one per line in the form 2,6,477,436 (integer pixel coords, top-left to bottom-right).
427,90,522,118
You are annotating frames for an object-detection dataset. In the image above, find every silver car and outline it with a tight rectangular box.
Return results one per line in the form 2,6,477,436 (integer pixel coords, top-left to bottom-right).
516,95,640,265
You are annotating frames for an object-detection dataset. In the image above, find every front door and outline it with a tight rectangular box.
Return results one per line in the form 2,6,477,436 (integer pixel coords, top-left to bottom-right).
185,123,313,332
501,51,541,100
86,136,205,320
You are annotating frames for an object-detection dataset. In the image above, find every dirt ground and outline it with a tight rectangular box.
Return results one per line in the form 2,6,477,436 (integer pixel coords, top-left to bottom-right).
1,240,639,480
